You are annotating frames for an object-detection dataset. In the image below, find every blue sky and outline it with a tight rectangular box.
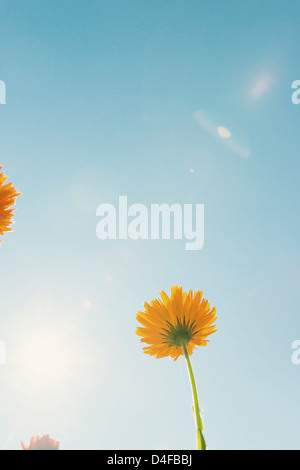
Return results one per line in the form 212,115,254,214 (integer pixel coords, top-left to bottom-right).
0,0,299,450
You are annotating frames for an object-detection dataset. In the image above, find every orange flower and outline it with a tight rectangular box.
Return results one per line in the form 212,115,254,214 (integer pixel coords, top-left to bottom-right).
21,435,59,450
136,285,217,361
0,165,21,241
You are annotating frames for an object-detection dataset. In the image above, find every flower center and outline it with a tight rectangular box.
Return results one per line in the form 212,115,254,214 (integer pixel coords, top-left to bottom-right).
161,317,196,348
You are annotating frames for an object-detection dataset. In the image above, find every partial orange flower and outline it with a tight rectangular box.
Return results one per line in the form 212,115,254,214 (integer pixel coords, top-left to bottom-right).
0,165,21,241
136,285,217,361
21,435,59,451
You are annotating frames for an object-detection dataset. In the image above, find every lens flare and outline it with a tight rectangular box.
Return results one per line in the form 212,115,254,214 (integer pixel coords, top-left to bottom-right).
217,126,231,139
193,110,250,159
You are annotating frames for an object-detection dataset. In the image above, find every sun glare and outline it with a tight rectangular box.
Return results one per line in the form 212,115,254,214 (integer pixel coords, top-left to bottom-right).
15,330,74,388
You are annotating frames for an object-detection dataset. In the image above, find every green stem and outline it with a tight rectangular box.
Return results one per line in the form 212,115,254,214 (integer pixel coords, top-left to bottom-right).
182,343,207,451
